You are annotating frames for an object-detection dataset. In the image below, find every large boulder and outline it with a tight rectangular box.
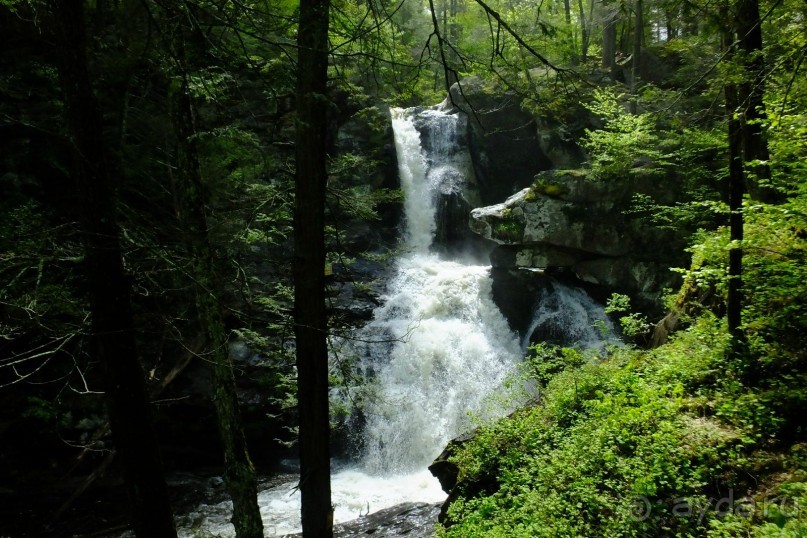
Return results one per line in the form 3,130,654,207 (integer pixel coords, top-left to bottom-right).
469,169,684,308
446,77,585,204
429,430,499,524
449,77,553,204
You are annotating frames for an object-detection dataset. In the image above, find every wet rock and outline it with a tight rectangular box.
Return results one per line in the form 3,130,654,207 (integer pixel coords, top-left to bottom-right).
428,432,475,494
447,77,554,204
489,267,556,338
333,502,442,538
428,431,502,525
280,502,442,538
334,105,403,252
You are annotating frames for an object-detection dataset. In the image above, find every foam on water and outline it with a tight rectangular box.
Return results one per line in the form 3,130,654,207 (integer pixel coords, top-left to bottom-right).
178,469,445,537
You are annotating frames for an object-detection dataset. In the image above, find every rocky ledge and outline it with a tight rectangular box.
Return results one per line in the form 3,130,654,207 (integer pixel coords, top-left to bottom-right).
469,169,683,309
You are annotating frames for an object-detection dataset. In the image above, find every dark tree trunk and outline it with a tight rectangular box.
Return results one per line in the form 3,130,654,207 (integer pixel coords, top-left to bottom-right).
722,6,745,339
735,0,779,202
49,2,176,536
441,0,459,87
294,0,333,535
682,2,698,36
602,2,618,75
725,83,745,338
169,21,263,538
665,8,677,40
577,0,590,62
630,0,643,113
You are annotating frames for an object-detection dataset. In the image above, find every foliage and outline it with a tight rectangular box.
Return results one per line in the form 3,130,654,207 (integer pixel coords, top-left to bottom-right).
581,89,671,180
524,342,586,386
604,293,650,340
441,319,735,537
438,306,807,537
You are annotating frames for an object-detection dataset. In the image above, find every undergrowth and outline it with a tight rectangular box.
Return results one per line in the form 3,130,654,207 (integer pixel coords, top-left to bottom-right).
437,168,807,537
438,315,806,537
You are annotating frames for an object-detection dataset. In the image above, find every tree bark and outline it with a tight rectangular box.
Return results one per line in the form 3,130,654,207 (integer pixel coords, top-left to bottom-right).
169,25,263,538
630,0,643,113
722,5,745,339
295,0,333,535
577,0,590,62
725,83,745,338
735,0,779,202
602,1,618,76
49,2,176,536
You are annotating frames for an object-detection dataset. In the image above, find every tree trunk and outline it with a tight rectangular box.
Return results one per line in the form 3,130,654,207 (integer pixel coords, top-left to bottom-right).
630,0,643,113
295,0,333,535
725,83,745,338
602,2,618,76
49,2,176,536
665,8,676,40
722,6,745,339
735,0,779,202
170,28,263,538
577,0,590,62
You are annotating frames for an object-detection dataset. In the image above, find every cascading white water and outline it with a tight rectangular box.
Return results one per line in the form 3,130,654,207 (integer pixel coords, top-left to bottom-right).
348,108,521,476
174,105,615,537
522,283,620,352
358,257,522,474
393,108,434,252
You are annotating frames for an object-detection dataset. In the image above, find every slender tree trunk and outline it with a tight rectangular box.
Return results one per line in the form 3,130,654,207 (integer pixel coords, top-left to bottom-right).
665,8,676,40
630,0,643,113
725,84,745,338
577,0,590,62
443,0,459,86
602,1,618,76
448,0,460,85
722,6,745,339
169,28,263,538
295,0,333,535
682,2,698,36
735,0,779,202
49,2,176,536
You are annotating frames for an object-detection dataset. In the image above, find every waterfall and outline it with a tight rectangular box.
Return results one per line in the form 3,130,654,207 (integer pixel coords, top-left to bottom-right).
354,107,521,474
357,257,522,474
175,105,614,537
522,282,619,352
392,108,434,252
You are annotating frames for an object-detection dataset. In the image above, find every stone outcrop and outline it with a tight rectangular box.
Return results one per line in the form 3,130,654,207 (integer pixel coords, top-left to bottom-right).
469,169,684,310
429,430,498,524
284,502,442,538
446,77,586,205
